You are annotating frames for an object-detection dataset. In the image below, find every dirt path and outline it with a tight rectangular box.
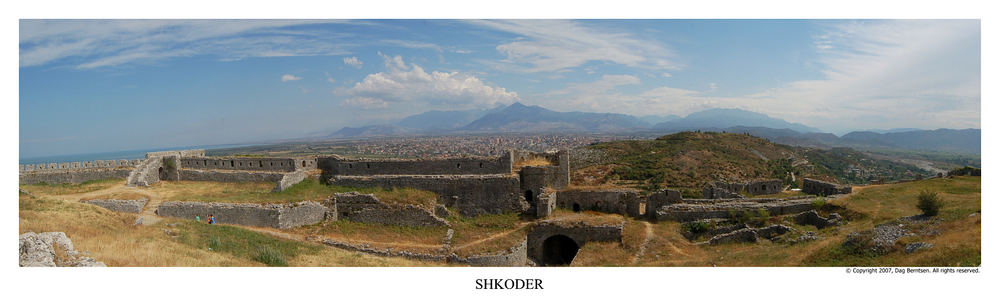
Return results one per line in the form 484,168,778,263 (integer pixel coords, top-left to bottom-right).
451,222,530,251
631,221,654,264
46,184,166,225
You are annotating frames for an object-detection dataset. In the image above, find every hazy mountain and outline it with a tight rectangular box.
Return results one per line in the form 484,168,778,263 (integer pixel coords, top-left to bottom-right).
707,126,980,155
395,106,504,131
860,128,922,134
328,125,412,138
653,108,821,133
840,128,980,154
462,102,650,132
638,114,681,125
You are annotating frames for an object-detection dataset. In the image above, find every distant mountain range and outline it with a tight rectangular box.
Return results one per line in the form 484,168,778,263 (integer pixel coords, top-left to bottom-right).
653,108,821,133
323,103,979,154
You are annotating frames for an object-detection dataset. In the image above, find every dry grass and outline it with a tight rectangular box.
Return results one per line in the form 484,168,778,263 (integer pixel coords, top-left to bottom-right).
452,226,528,257
571,241,630,266
20,193,446,266
80,192,149,202
293,221,448,254
155,178,437,208
20,178,124,195
513,156,553,172
19,193,261,266
448,213,523,245
547,209,626,226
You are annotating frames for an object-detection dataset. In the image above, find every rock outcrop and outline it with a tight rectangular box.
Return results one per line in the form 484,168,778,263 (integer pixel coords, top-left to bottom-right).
19,232,106,267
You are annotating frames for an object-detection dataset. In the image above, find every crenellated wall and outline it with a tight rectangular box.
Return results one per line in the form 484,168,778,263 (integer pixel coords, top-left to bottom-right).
318,152,512,176
180,157,316,172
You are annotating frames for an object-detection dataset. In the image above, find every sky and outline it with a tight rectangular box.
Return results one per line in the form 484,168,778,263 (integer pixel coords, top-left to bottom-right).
19,19,981,158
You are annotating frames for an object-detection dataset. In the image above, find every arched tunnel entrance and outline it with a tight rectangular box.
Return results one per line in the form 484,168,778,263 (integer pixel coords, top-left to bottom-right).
541,235,579,266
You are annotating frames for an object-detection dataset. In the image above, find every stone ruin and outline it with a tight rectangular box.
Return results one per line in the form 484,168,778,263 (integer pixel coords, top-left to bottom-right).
801,178,852,196
702,179,783,199
328,192,450,227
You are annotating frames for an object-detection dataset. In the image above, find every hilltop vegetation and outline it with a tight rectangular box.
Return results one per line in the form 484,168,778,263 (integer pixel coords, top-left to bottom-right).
577,131,933,192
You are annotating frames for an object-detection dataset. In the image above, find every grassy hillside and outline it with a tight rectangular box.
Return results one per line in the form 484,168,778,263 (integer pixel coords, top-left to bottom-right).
634,176,979,267
577,131,933,193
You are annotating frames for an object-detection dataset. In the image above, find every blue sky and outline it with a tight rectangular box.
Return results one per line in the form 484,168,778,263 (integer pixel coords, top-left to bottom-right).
19,19,981,158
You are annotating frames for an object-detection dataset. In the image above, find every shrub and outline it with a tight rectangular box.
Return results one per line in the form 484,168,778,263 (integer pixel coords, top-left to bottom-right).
683,221,711,234
917,189,944,216
253,245,288,266
812,198,826,210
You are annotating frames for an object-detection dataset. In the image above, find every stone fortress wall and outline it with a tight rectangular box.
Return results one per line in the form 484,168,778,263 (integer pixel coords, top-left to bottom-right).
702,179,783,199
180,157,316,172
156,201,327,229
19,158,143,185
320,154,511,176
329,192,450,227
802,178,852,196
319,149,572,217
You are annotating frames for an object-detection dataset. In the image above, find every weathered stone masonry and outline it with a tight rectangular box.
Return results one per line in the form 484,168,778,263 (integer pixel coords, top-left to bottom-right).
156,201,326,229
331,175,522,217
19,158,142,185
330,192,449,227
802,178,852,196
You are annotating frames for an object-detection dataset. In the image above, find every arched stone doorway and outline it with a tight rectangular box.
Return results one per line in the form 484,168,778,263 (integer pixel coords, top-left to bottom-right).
525,190,534,203
572,203,581,212
541,235,578,266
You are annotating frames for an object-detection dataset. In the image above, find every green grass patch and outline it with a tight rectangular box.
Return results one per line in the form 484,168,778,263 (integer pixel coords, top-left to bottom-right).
172,220,321,266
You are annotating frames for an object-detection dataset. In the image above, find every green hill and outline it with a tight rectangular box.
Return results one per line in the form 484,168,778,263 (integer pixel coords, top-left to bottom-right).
575,131,933,193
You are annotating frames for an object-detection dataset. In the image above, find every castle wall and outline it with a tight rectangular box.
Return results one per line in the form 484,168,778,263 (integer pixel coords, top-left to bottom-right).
647,189,683,219
329,175,523,217
156,201,326,229
180,157,315,172
512,150,570,188
82,198,148,213
19,158,141,185
555,189,639,216
318,154,512,176
447,240,528,266
19,169,133,185
655,199,815,222
802,178,852,196
331,192,449,227
178,169,285,183
273,170,308,192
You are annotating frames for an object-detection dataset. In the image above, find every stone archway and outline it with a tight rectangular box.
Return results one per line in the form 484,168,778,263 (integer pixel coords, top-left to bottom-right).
525,190,534,203
572,203,581,212
541,234,579,266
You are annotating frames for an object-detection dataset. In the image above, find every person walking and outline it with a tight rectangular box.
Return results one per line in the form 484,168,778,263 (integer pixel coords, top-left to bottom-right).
208,214,215,225
195,214,201,222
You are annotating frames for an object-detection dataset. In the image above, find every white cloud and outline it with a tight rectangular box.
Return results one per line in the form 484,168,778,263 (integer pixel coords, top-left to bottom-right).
19,20,356,69
468,20,680,73
381,39,442,52
340,54,519,109
343,56,363,68
532,20,980,133
281,74,302,82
